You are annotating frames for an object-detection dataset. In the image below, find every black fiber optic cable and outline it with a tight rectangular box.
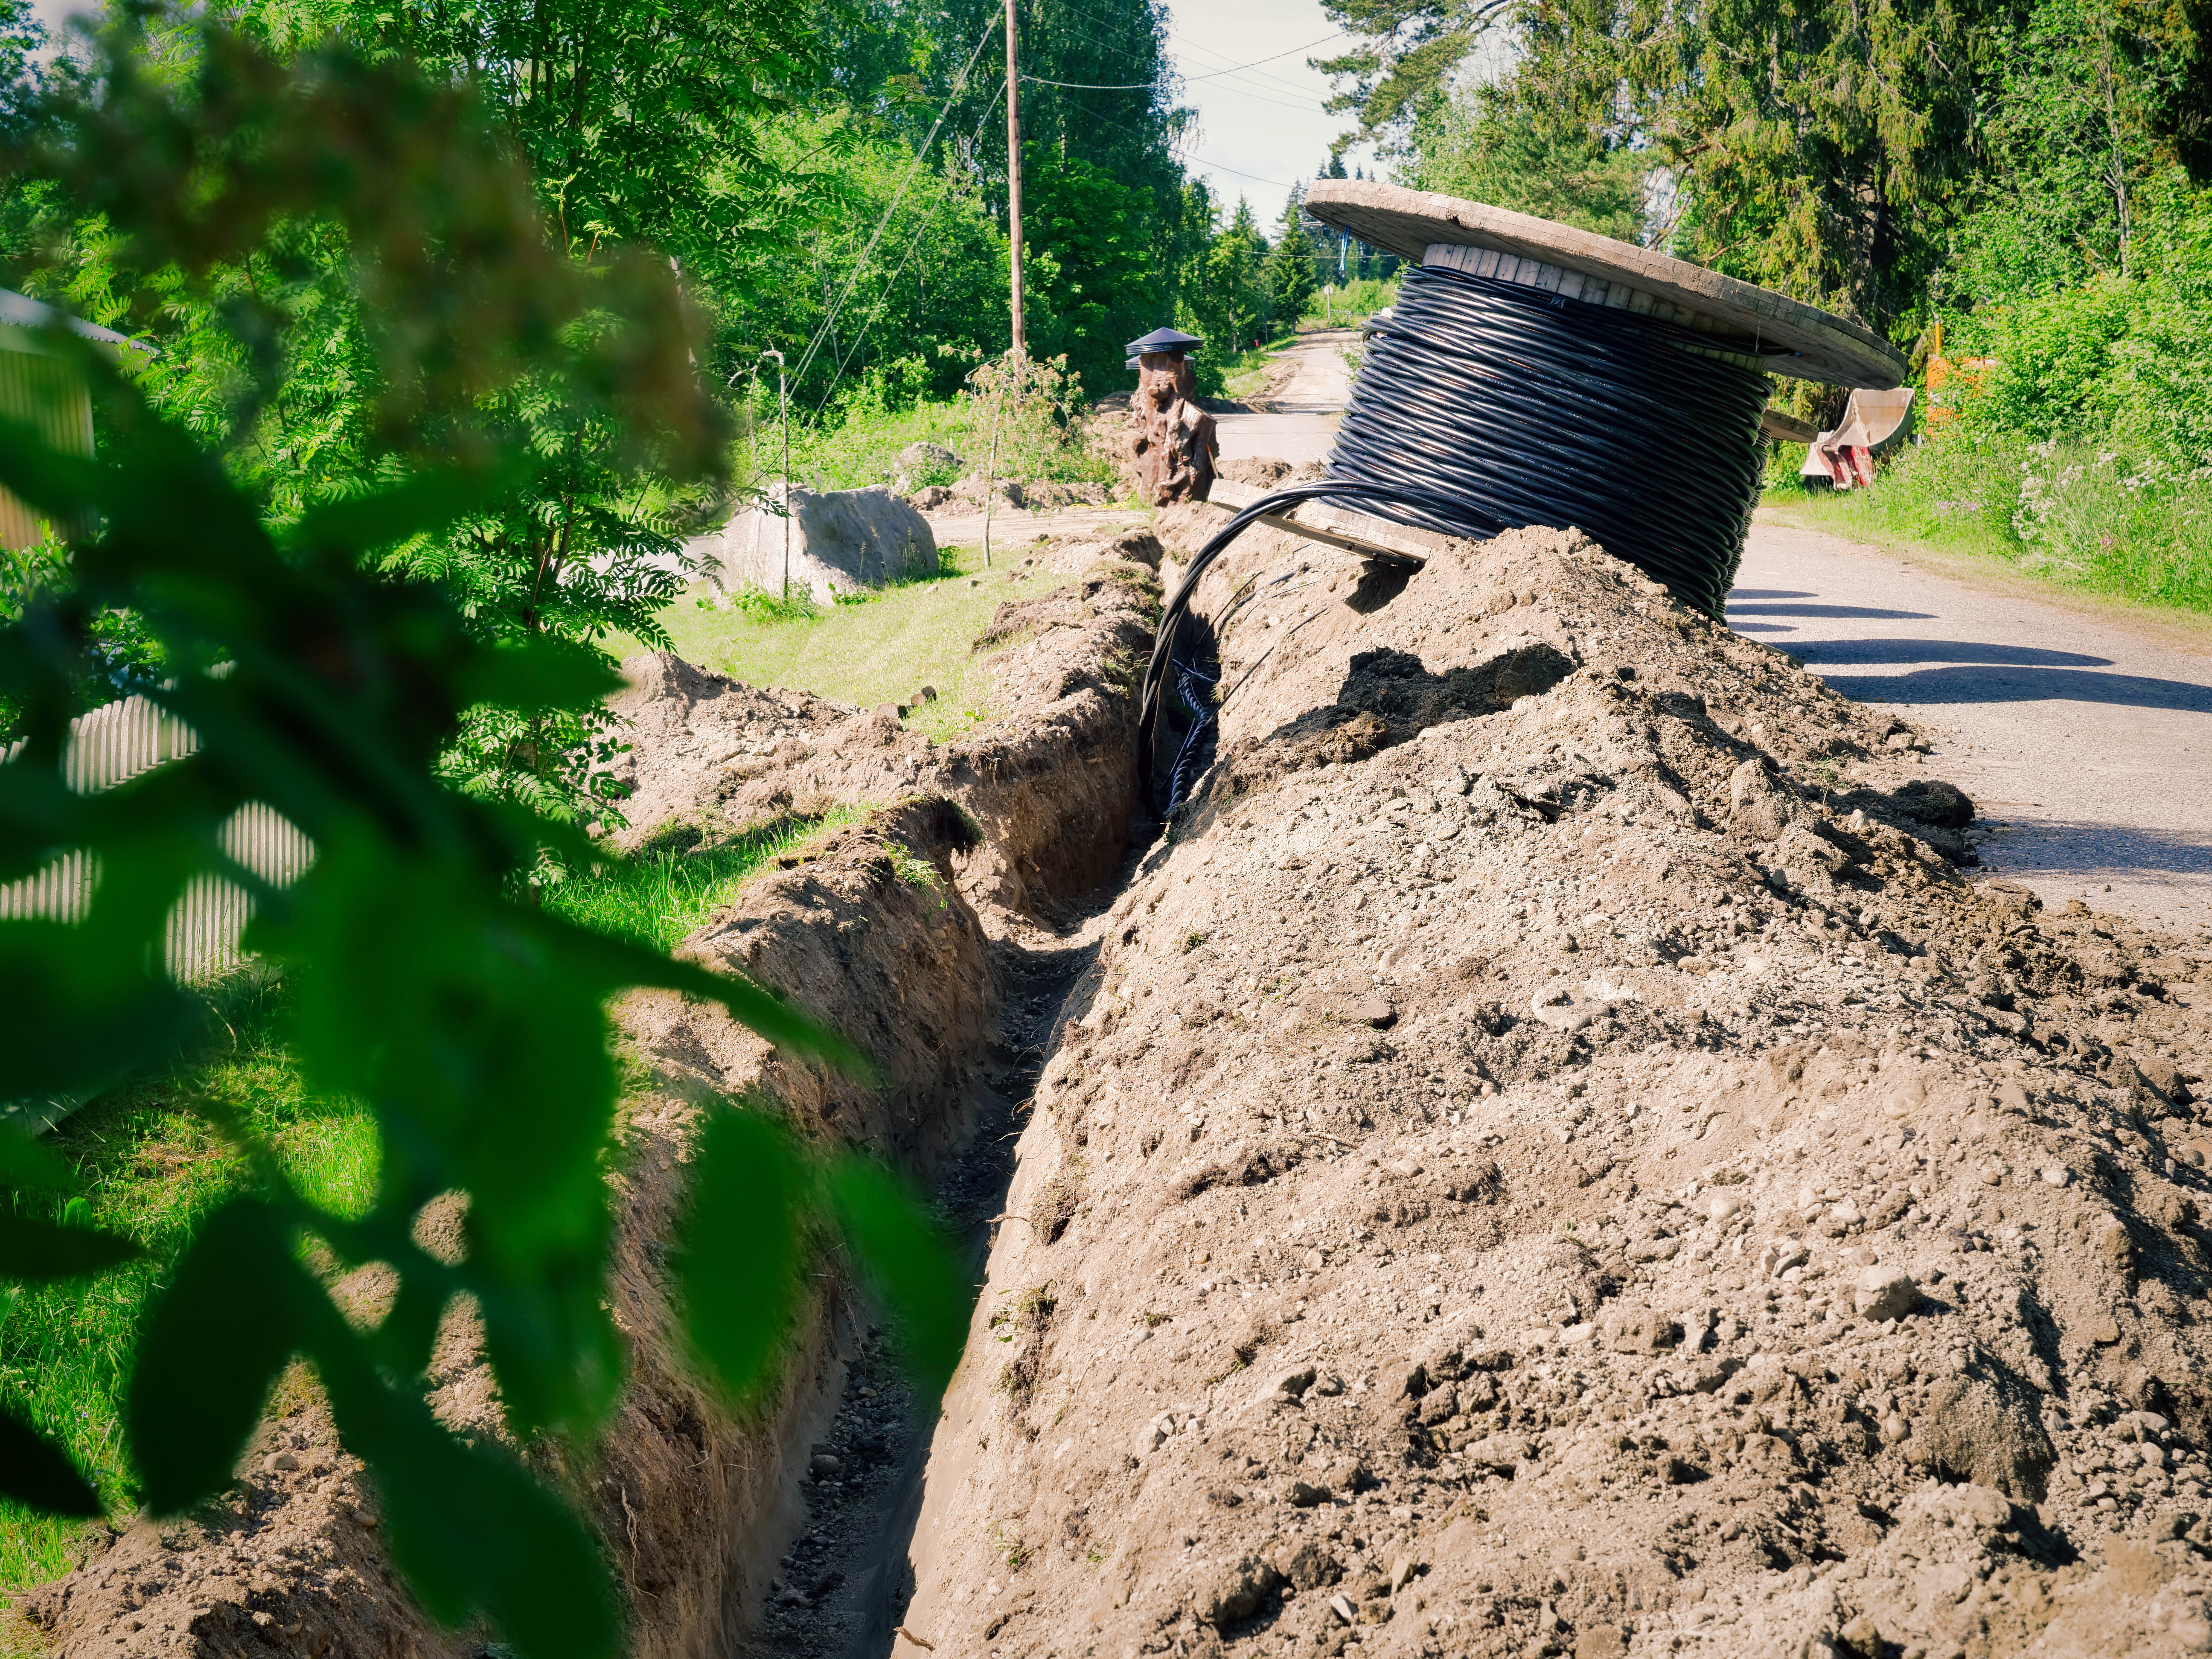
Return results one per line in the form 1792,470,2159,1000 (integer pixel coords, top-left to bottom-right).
1138,261,1778,813
1333,262,1776,619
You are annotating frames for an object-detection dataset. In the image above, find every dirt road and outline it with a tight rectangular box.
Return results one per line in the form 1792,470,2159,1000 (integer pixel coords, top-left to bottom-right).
1212,326,1353,466
1735,517,2212,937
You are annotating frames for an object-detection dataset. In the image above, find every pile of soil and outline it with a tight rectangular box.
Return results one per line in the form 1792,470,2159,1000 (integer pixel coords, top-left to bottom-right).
608,528,1162,917
898,508,2212,1659
906,478,1115,514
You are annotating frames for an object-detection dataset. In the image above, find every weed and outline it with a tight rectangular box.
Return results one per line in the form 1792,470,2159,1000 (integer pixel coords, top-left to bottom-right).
1181,931,1209,954
992,1524,1031,1573
884,840,943,896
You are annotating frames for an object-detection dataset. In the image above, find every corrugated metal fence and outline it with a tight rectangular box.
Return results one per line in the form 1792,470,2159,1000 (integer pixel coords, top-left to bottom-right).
0,690,314,981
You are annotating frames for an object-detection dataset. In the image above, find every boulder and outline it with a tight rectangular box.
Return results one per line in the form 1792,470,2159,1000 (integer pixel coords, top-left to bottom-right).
891,442,963,489
690,484,935,605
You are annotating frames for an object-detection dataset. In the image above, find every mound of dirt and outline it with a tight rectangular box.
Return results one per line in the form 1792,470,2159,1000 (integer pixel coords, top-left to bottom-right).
898,514,2212,1659
608,530,1162,918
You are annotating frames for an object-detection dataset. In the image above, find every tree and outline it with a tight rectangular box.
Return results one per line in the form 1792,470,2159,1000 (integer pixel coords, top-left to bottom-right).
1265,212,1320,324
0,25,958,1656
1190,197,1270,354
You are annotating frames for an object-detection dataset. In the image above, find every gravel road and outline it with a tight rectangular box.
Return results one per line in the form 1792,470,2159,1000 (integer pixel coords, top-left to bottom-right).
1734,517,2212,936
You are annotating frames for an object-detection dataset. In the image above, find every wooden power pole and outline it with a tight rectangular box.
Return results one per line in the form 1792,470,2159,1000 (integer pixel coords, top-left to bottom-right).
1004,0,1025,356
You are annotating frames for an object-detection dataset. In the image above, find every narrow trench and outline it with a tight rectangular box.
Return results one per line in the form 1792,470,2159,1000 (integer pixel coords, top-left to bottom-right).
746,909,1117,1659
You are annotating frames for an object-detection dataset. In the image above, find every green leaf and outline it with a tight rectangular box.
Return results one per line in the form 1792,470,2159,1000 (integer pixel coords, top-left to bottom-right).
676,1110,810,1402
0,1213,141,1282
127,1199,314,1512
315,1357,619,1659
0,1126,78,1194
0,1404,102,1517
457,637,627,716
286,463,518,560
825,1157,966,1393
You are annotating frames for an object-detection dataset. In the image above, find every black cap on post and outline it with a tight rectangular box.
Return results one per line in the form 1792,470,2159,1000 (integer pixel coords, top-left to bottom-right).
1125,326,1203,358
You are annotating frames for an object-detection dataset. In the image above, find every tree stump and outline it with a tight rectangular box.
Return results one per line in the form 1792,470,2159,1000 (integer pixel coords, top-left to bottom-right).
1130,351,1217,505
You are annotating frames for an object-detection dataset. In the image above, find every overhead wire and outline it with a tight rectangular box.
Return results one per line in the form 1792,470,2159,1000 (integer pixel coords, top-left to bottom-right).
814,75,1011,411
1016,29,1344,90
789,16,1001,390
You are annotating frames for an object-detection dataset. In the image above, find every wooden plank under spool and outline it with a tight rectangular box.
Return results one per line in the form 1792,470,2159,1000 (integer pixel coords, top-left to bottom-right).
1202,477,1440,567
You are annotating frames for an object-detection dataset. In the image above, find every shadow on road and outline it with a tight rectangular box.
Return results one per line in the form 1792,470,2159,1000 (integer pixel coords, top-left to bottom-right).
1815,664,2212,712
1727,601,1938,620
1791,639,2113,669
1979,819,2212,880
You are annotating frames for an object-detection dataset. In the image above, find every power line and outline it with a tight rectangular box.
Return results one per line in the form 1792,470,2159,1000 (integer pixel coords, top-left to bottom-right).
1016,30,1344,90
815,78,1013,412
790,17,1001,388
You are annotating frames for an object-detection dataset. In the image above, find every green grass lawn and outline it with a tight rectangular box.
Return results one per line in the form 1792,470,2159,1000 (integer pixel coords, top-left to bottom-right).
612,541,1101,743
0,981,378,1591
545,810,862,951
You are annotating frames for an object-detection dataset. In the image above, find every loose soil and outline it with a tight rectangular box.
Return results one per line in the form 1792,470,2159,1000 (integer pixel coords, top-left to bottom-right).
896,501,2212,1659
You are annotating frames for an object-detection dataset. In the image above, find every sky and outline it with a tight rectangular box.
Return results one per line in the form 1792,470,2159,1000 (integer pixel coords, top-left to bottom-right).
1160,0,1374,230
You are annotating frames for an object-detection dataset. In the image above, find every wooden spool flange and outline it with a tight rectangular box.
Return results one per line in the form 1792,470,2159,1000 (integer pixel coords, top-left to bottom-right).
1304,180,1906,389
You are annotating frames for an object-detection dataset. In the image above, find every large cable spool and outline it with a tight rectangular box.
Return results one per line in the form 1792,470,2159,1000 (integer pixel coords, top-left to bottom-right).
1139,181,1906,811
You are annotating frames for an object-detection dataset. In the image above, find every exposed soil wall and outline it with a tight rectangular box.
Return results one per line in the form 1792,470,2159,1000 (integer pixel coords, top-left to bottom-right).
13,543,1161,1659
897,513,2212,1659
606,528,1162,920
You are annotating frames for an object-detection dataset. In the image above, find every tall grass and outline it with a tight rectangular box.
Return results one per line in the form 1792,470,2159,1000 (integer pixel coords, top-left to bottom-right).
544,811,863,953
1762,430,2212,615
0,979,378,1592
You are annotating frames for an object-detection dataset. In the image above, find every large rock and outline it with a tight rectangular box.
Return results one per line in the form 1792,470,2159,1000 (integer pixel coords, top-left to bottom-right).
689,484,935,604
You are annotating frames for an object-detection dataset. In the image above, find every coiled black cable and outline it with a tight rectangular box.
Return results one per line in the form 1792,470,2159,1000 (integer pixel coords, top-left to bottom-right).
1334,262,1775,620
1139,261,1781,812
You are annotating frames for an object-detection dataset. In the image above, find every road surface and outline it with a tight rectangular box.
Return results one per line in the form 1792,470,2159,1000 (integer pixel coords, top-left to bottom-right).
1733,518,2212,937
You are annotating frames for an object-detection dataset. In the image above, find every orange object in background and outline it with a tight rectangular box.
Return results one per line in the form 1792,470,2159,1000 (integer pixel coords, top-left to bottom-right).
1924,321,1996,430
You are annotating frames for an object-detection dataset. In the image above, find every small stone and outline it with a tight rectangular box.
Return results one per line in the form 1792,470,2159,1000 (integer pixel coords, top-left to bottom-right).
1286,1480,1330,1508
1708,1193,1743,1222
1852,1268,1921,1323
263,1452,298,1473
2089,1317,2122,1345
810,1453,842,1479
2041,1166,2070,1186
1329,1592,1358,1625
912,685,939,704
1979,1163,2007,1186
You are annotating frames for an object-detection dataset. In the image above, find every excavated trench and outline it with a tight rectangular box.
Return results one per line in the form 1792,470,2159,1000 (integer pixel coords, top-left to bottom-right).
22,502,2212,1659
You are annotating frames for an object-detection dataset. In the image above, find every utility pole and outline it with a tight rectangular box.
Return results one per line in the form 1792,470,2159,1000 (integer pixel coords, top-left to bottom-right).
1004,0,1025,357
760,348,789,600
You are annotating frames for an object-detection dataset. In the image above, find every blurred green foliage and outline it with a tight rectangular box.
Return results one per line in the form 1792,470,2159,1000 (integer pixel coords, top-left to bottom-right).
0,21,959,1657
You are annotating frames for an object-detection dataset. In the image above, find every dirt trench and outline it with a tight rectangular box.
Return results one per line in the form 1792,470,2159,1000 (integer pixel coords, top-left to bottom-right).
896,506,2212,1659
12,533,1164,1659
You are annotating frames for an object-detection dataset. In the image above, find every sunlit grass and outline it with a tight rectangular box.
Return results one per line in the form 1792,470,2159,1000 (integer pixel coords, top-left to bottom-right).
545,810,864,953
609,541,1097,743
0,980,378,1592
1760,431,2212,616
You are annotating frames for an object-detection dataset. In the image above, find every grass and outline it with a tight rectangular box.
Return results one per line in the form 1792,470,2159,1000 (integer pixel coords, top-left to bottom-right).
545,810,864,952
610,541,1099,743
1759,431,2212,616
0,977,378,1592
760,391,1119,498
1299,276,1399,330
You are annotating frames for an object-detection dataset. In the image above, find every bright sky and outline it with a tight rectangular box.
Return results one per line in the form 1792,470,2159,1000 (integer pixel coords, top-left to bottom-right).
1161,0,1374,230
